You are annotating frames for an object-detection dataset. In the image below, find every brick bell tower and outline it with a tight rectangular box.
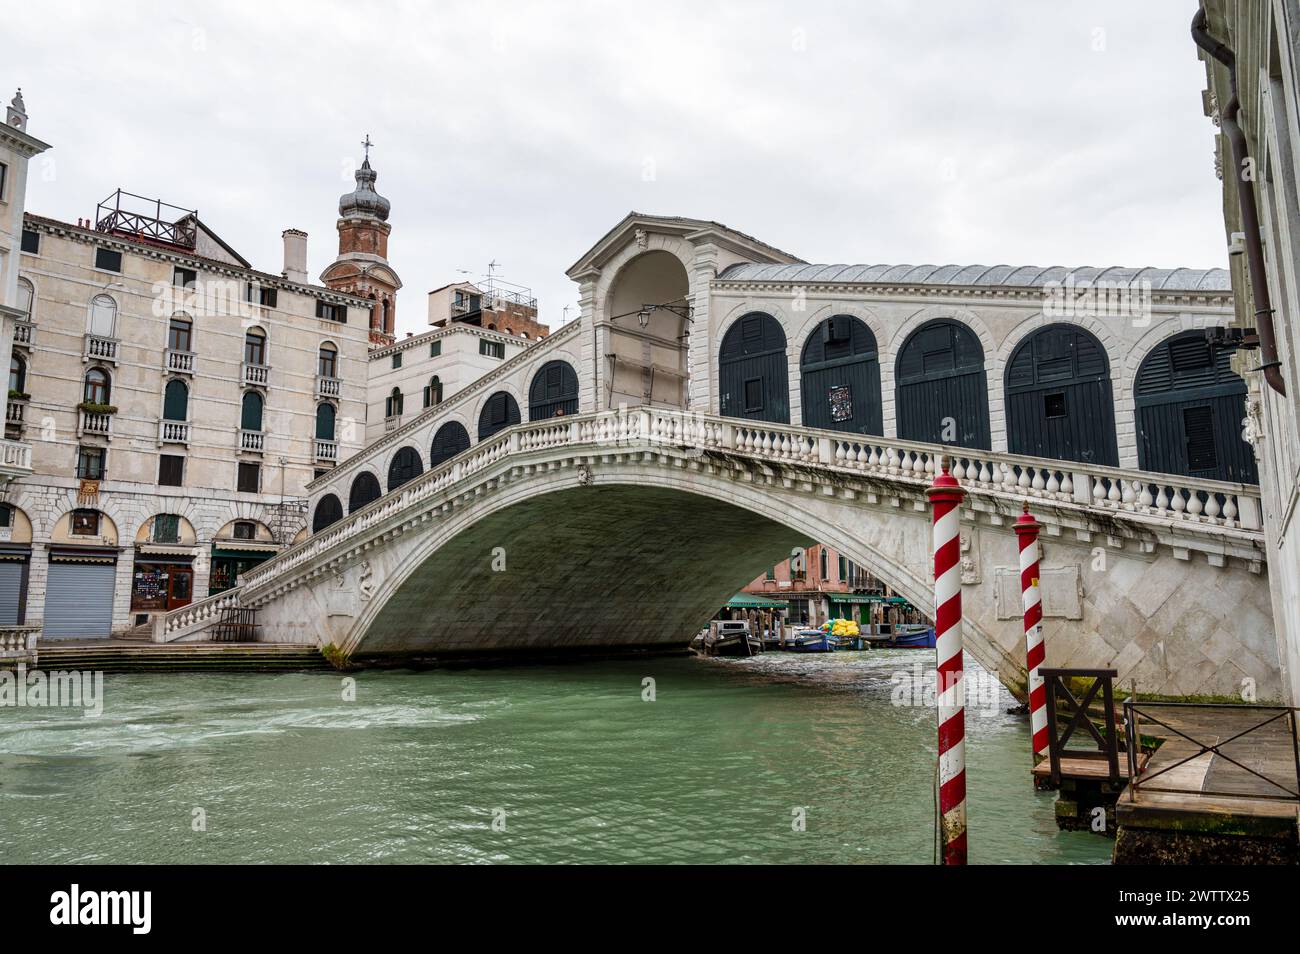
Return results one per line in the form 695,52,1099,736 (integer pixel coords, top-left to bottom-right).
321,135,401,347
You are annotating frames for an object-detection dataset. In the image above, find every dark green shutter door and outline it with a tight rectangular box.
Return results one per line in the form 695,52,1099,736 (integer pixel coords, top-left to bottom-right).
0,561,23,625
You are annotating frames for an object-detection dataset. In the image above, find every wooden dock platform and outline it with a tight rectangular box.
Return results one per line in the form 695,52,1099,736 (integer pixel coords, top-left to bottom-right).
1114,704,1300,863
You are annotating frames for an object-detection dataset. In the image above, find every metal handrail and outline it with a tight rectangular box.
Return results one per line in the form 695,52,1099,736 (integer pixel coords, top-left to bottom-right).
1123,700,1300,802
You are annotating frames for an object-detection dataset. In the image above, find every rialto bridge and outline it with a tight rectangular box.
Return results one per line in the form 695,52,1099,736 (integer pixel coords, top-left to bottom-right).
155,214,1280,699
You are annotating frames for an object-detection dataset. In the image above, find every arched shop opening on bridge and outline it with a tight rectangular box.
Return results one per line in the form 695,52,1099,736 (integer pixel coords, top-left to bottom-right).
1134,330,1257,483
349,470,382,513
718,312,789,424
603,248,690,409
1004,324,1118,466
208,519,279,595
478,391,521,440
799,314,882,435
529,360,579,420
895,318,990,449
430,421,471,468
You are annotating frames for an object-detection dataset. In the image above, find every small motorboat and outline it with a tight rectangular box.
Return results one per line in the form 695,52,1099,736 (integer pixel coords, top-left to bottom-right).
888,624,936,649
786,628,834,653
701,620,762,657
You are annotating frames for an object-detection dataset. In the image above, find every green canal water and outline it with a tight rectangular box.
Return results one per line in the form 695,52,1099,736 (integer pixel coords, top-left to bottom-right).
0,651,1112,864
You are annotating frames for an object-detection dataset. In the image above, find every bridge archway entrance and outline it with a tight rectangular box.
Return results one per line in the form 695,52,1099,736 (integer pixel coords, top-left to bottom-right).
1135,330,1257,482
895,319,990,449
719,312,789,424
1005,324,1117,466
604,250,690,408
430,421,471,468
799,314,881,434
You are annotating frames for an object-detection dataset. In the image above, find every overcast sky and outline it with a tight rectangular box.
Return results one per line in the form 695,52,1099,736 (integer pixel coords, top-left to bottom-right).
8,0,1222,336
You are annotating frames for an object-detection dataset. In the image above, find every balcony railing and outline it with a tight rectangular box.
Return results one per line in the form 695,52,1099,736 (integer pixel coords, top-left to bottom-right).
5,402,24,425
316,375,341,399
384,415,401,432
166,349,195,375
158,420,191,444
240,429,264,452
78,409,112,438
0,438,31,472
13,320,33,348
315,440,338,462
242,363,270,387
83,334,119,364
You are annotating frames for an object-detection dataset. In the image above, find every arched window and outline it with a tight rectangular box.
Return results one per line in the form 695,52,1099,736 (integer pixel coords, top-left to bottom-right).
423,375,443,408
800,315,881,434
430,421,471,467
83,367,111,405
718,312,789,424
385,387,404,418
895,319,990,450
9,355,26,395
244,328,266,366
315,402,336,441
312,494,344,533
528,361,579,420
163,379,189,421
387,446,424,491
241,390,264,431
88,294,117,337
318,342,338,378
477,391,521,440
348,471,382,512
16,278,34,320
1004,324,1117,466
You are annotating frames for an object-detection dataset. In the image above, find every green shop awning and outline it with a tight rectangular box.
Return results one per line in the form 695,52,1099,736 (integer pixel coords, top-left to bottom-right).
210,547,277,561
726,593,789,609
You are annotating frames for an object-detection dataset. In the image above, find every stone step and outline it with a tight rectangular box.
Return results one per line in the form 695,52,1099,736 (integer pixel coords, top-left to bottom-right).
33,643,334,673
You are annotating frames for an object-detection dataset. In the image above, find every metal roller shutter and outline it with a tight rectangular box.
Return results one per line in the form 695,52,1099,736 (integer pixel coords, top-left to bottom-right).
0,561,23,625
44,561,116,638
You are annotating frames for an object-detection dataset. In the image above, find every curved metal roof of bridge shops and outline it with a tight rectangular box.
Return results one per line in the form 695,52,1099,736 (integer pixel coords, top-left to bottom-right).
716,262,1232,291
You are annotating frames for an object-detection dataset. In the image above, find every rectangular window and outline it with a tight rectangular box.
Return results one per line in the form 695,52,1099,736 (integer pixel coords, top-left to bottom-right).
20,229,40,254
245,282,277,308
0,162,6,199
430,340,442,358
158,454,184,486
152,513,180,544
1044,392,1067,419
233,521,256,540
392,352,403,369
76,446,106,480
237,461,260,493
743,377,763,413
839,555,848,581
318,349,337,377
173,266,197,289
168,319,192,352
95,247,122,273
71,509,101,536
316,301,346,322
765,566,775,581
479,339,505,359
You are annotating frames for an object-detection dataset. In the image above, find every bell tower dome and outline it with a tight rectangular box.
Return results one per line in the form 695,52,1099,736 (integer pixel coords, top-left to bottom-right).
321,135,402,347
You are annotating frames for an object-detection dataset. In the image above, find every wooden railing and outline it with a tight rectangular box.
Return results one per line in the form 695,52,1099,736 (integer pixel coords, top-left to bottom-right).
1041,667,1120,786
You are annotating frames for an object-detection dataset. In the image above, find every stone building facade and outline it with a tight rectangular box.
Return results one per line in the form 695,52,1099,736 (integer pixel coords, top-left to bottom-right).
364,323,529,444
6,165,371,633
1197,1,1300,704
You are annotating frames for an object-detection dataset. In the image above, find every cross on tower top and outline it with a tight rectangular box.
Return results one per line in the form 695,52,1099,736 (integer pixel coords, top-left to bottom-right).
361,134,374,161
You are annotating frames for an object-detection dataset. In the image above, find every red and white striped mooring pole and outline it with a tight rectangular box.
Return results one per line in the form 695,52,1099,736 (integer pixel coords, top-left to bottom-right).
1014,505,1048,760
927,458,967,865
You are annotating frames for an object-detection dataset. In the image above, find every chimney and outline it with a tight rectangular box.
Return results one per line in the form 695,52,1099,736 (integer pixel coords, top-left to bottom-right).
281,229,308,284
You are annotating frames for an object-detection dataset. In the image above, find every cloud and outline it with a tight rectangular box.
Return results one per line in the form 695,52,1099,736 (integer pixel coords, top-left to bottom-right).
7,0,1222,335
